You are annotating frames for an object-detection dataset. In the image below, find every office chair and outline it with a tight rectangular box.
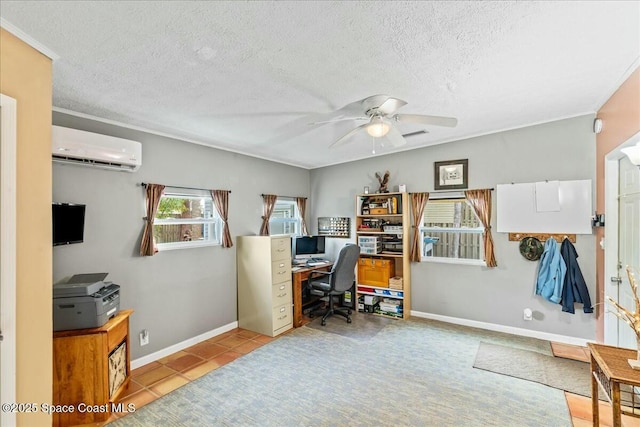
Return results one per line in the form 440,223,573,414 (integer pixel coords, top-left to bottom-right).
308,244,360,326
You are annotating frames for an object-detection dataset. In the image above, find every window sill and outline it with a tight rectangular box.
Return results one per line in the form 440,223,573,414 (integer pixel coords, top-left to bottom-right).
420,256,485,266
157,241,220,251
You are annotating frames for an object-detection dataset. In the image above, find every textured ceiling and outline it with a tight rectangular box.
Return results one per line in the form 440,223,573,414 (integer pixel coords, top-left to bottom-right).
1,1,639,169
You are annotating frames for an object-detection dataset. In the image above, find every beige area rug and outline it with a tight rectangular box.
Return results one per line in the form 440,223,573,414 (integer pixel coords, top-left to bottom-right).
473,341,601,400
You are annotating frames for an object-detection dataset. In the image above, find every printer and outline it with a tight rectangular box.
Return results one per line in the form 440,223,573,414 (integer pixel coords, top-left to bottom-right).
53,273,120,331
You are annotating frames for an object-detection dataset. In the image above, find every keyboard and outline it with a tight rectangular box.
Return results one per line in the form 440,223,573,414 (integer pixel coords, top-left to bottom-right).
307,261,327,266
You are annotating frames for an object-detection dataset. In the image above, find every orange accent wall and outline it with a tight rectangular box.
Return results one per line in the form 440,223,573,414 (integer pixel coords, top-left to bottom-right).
0,28,53,425
595,67,640,342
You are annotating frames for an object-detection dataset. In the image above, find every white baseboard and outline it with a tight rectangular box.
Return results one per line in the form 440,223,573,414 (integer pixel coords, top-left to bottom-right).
411,310,592,347
131,321,238,370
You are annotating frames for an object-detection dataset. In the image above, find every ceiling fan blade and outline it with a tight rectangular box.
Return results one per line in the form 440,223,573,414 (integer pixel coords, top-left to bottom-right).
394,114,458,127
329,123,369,148
384,123,407,147
316,96,376,124
376,97,407,115
309,116,368,125
360,95,391,113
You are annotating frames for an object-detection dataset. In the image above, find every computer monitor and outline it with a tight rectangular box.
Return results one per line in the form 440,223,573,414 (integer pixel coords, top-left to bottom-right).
292,235,326,261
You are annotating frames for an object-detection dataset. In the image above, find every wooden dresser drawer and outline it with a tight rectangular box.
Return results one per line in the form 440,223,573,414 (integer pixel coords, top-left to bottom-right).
270,237,291,261
108,315,128,351
272,281,292,308
358,257,395,288
272,304,292,331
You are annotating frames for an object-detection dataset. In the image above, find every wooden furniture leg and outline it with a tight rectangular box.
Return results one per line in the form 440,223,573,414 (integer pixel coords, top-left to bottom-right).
612,382,621,427
591,354,600,427
292,272,303,327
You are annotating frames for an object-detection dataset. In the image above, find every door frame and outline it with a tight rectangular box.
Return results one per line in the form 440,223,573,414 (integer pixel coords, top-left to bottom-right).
604,130,640,345
0,93,17,427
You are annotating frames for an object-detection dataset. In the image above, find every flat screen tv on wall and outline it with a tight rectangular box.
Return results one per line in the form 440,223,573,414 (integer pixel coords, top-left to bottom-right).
52,203,85,246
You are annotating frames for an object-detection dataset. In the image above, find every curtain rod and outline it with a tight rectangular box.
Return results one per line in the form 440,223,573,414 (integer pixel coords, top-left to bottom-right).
140,182,231,193
261,194,306,200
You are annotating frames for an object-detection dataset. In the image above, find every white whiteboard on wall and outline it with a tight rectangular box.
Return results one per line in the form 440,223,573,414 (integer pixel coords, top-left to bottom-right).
496,179,592,234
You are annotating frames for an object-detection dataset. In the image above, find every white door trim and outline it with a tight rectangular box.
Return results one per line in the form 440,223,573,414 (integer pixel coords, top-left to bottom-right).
0,93,17,427
604,131,640,345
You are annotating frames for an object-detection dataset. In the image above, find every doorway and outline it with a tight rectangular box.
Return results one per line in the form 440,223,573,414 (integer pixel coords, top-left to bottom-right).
604,131,640,348
0,93,17,427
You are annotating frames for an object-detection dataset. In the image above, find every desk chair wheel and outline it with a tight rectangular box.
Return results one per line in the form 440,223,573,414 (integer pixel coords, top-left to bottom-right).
321,320,326,326
347,317,352,323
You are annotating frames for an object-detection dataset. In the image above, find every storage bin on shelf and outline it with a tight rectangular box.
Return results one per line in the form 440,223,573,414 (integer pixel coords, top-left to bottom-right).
358,257,395,288
358,236,382,254
382,224,403,233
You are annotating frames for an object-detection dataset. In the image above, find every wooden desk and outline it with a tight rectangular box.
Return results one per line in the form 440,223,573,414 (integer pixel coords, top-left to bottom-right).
291,263,333,327
588,342,640,427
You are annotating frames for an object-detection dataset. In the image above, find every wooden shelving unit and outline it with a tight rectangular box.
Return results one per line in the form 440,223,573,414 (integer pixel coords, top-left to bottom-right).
355,192,411,320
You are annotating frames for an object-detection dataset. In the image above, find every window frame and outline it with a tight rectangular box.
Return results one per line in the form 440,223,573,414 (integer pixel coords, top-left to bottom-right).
153,191,223,251
420,196,485,266
269,198,302,236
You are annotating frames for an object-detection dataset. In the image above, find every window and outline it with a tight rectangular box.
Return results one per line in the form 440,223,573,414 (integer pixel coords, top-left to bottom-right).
420,198,484,264
154,192,222,250
269,199,301,235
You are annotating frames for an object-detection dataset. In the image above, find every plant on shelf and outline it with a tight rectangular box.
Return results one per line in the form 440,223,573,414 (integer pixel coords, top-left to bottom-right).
606,266,640,368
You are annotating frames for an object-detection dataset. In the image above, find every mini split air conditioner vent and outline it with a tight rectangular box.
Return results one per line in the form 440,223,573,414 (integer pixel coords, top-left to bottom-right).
52,125,142,172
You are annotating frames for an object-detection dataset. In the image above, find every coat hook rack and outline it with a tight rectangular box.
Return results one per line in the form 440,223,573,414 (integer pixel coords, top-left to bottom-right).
508,233,576,243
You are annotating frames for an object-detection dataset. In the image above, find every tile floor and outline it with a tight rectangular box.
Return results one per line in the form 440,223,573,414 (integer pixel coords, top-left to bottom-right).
81,334,638,426
87,328,275,426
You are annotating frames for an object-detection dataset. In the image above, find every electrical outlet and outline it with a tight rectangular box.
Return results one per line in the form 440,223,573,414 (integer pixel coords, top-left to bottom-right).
139,329,149,346
523,308,533,321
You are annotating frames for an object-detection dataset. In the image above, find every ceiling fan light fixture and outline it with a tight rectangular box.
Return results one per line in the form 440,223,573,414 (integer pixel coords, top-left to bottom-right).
366,116,390,138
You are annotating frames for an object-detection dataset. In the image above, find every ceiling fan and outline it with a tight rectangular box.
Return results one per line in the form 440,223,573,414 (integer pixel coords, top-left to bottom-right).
312,95,458,148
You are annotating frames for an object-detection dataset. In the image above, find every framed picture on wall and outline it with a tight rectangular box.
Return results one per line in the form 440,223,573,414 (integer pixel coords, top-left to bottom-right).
434,159,468,190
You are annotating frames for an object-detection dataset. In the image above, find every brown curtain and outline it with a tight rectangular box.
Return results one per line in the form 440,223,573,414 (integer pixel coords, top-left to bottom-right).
296,197,308,235
465,189,497,267
211,189,233,248
140,183,165,256
410,192,429,262
260,194,278,236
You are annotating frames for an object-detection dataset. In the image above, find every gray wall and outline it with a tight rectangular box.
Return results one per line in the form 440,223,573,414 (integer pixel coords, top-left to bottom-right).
52,112,597,362
52,112,310,359
310,115,597,340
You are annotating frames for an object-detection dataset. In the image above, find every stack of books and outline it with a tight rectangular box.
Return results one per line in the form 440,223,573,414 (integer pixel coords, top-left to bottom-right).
378,298,403,315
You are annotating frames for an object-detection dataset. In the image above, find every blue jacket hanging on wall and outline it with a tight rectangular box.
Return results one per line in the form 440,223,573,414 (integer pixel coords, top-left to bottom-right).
535,238,566,304
560,238,593,314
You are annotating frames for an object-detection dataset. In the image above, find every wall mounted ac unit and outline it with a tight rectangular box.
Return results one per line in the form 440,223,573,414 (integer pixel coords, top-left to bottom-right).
52,125,142,172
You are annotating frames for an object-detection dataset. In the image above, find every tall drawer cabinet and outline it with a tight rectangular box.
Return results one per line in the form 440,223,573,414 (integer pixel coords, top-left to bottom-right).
237,235,293,337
